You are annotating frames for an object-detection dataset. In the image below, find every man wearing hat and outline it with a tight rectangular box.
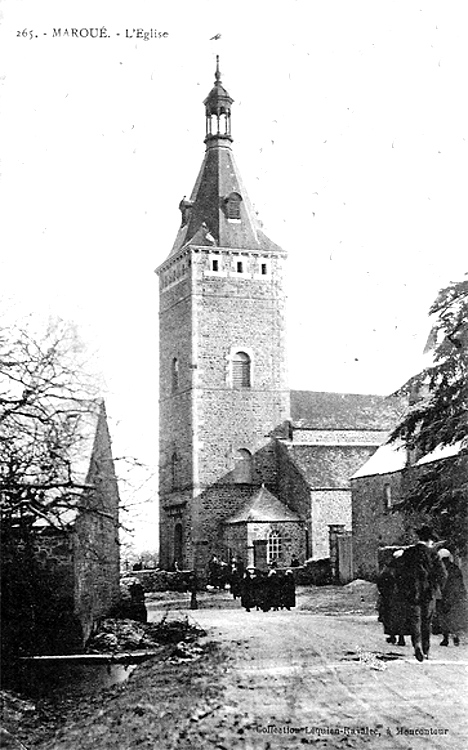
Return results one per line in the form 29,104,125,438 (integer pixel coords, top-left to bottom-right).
401,525,448,662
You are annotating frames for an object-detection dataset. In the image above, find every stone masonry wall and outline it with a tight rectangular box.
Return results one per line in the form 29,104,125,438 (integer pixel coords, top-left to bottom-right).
293,429,388,446
158,255,194,569
351,472,406,580
310,489,352,560
223,524,248,564
31,530,85,653
351,454,468,581
246,521,305,569
160,489,193,570
191,247,290,566
157,244,290,571
224,521,304,570
32,531,75,598
276,440,310,560
195,484,258,567
159,278,194,496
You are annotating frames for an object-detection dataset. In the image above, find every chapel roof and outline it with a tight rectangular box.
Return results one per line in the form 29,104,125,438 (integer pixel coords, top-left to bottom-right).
224,485,301,524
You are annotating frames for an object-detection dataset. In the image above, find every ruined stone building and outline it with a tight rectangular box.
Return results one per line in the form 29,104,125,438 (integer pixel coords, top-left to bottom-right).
156,59,401,573
1,400,120,655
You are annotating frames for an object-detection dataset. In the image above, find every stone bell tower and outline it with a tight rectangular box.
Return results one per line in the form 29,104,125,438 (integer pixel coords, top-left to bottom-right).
156,58,290,571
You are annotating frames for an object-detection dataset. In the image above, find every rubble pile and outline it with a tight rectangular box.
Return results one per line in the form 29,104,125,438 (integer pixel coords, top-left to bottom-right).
145,615,206,645
87,620,151,652
165,642,206,664
87,616,206,654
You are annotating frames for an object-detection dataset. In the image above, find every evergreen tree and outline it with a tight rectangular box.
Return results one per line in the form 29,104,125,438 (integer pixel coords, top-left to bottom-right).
391,276,468,551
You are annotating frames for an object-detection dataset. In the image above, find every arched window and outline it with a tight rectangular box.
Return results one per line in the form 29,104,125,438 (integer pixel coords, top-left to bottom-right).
171,452,179,490
171,358,179,392
232,351,251,388
225,192,242,220
232,448,253,483
267,530,282,564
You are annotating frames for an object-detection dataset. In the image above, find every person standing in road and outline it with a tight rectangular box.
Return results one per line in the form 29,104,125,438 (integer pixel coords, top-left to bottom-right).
377,549,409,646
207,555,220,588
401,525,448,662
436,549,468,647
240,568,256,612
230,558,244,600
282,570,296,610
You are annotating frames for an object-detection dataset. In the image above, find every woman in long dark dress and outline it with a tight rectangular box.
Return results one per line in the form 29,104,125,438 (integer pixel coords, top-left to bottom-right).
240,569,256,612
282,570,296,610
230,559,244,600
436,549,468,646
377,550,410,646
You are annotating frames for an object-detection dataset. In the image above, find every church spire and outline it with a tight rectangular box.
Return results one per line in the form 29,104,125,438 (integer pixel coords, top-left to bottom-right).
163,59,284,258
204,55,233,143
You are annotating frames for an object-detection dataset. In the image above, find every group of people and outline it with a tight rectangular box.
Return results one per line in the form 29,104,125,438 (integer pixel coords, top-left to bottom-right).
377,525,467,662
239,566,296,612
207,555,297,612
207,555,236,590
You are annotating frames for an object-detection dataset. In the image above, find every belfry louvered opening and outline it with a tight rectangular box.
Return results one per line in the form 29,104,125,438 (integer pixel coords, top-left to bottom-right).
225,192,242,220
232,351,251,388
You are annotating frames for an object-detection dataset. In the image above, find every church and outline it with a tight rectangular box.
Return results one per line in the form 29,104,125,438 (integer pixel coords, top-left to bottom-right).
156,59,402,573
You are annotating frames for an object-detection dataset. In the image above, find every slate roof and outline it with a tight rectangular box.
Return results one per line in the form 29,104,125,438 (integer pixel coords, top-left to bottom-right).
224,485,301,524
169,143,283,258
290,391,405,431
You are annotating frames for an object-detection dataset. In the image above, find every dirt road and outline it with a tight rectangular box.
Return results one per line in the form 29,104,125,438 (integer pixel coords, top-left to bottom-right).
13,587,468,750
172,604,468,749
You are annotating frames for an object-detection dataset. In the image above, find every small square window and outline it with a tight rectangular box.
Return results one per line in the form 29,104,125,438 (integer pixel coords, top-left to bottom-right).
237,261,243,273
212,259,219,272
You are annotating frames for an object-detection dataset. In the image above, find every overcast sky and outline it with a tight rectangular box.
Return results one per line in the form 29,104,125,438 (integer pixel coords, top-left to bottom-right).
1,1,467,551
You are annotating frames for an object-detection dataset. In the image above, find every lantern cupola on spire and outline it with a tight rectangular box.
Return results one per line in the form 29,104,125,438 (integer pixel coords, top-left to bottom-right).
204,55,233,142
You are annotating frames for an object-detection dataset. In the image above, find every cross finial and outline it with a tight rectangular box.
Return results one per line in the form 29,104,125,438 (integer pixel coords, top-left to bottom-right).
215,55,221,82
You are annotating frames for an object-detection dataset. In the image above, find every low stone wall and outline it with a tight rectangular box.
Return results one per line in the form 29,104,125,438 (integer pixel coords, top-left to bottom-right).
130,562,332,593
128,570,198,593
295,559,332,586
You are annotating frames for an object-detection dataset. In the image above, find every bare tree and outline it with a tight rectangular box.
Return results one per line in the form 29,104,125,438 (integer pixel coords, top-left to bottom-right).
0,317,101,530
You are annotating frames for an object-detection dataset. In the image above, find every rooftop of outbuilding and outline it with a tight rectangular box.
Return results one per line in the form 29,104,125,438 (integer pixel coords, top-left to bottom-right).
351,438,466,479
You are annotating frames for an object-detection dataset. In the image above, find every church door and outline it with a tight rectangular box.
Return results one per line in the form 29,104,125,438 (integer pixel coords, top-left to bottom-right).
174,523,183,567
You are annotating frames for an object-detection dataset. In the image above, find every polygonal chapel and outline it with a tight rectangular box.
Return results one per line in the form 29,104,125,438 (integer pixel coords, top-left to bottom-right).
156,59,401,574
